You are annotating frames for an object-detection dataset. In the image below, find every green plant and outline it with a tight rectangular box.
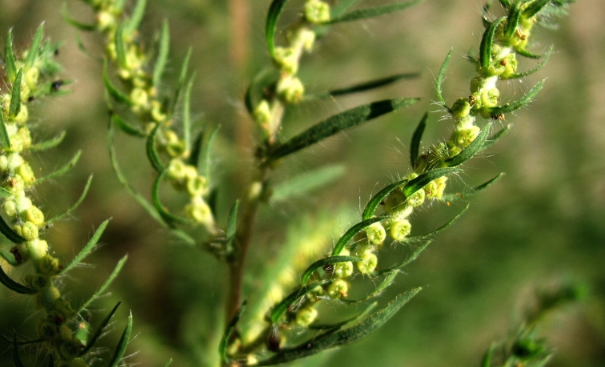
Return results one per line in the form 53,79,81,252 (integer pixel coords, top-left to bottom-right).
1,0,596,366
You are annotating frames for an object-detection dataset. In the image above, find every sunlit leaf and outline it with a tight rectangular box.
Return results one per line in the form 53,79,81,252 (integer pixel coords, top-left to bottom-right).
153,20,170,89
103,61,133,106
481,124,511,150
362,178,408,221
328,0,423,24
107,312,133,367
81,302,121,355
307,73,420,100
489,80,545,115
502,46,553,80
0,214,26,244
0,110,11,149
270,281,329,324
402,167,460,198
172,47,192,112
379,241,431,273
62,219,109,274
111,113,146,137
77,256,128,314
182,74,195,155
341,269,400,304
331,217,383,256
436,49,453,111
62,4,96,31
9,69,23,119
4,29,17,81
480,17,505,69
47,175,94,224
443,123,491,167
25,23,45,69
114,23,128,69
441,173,504,203
410,112,428,167
504,1,523,38
124,0,148,35
523,0,552,18
29,131,66,151
152,170,193,226
220,301,247,365
0,250,18,266
34,150,82,186
146,121,165,172
265,0,290,58
403,204,469,243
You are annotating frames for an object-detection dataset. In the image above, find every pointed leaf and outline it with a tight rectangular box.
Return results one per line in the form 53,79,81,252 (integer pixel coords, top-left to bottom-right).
244,68,279,115
331,0,362,18
301,256,361,286
125,0,148,35
328,0,423,24
402,167,460,198
172,47,192,113
187,130,204,168
331,217,383,256
481,124,511,150
153,20,170,89
269,98,419,161
410,112,428,167
152,170,193,226
4,29,17,81
481,343,496,367
499,0,512,9
403,204,470,243
107,312,133,367
29,131,67,151
81,302,121,355
504,1,523,38
341,269,400,304
163,360,173,367
47,175,94,224
489,80,545,115
111,113,146,137
34,150,82,186
0,111,11,149
9,69,23,119
220,301,247,365
62,219,109,275
271,165,346,202
308,73,420,100
503,46,553,80
0,214,26,243
516,48,543,59
441,173,504,202
226,200,240,248
443,123,491,167
78,256,128,314
147,121,165,173
62,4,97,31
0,250,19,266
25,23,45,69
480,17,505,69
182,74,195,155
200,125,219,181
75,32,102,62
523,0,552,18
362,178,408,221
0,264,36,294
379,241,431,274
310,302,377,331
270,281,329,324
436,49,453,111
115,23,128,69
265,0,290,58
103,61,133,106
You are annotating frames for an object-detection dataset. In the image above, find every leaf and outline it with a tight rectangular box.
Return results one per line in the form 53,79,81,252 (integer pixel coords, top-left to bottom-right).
0,186,11,199
523,0,552,18
77,256,128,314
0,264,36,294
81,302,121,355
489,80,545,115
256,288,422,366
441,173,504,203
403,204,470,243
516,48,543,59
410,112,428,167
225,200,240,251
361,178,408,221
200,125,219,181
379,241,431,274
29,131,67,151
0,214,26,244
0,250,18,266
308,73,420,100
62,219,109,274
9,69,23,119
402,167,460,198
499,0,512,9
182,74,195,155
502,46,553,80
270,281,329,324
125,0,148,36
163,360,173,367
481,124,511,150
269,98,419,161
244,68,278,115
114,23,128,69
0,111,11,150
107,311,133,367
62,4,97,31
103,61,133,106
25,23,45,69
47,175,94,224
34,150,82,186
13,334,25,367
443,123,491,167
331,0,362,18
75,32,102,62
265,0,290,58
146,121,165,172
300,256,362,286
4,29,17,81
341,269,400,304
310,302,377,331
480,17,505,69
271,165,346,202
331,217,384,256
436,49,453,111
153,20,170,89
481,343,495,367
111,113,146,137
172,47,192,113
152,170,193,226
220,301,247,365
504,1,523,38
328,0,423,24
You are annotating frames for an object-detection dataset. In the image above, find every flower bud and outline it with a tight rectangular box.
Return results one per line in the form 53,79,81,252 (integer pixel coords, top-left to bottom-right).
277,76,304,104
21,221,39,241
334,260,354,278
481,87,500,108
274,47,299,74
305,0,331,24
357,252,378,274
18,162,36,186
424,176,448,200
25,67,40,90
28,238,49,261
295,306,318,327
254,100,272,127
328,279,349,299
407,188,425,207
187,175,209,197
366,222,386,245
26,205,45,226
39,254,62,276
186,197,213,225
4,200,17,217
389,218,411,241
451,98,472,119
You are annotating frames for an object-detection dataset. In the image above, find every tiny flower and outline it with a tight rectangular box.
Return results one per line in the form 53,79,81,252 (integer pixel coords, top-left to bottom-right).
295,306,318,327
277,75,305,104
273,47,299,74
304,0,331,24
366,221,386,245
357,252,378,274
389,218,411,241
327,279,349,299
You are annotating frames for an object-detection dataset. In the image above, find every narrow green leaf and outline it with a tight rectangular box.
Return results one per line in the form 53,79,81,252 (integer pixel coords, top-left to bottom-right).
265,0,290,58
125,0,148,35
146,120,165,173
29,131,66,151
436,49,453,111
163,359,173,367
489,80,545,115
182,74,195,155
75,32,102,62
188,130,204,168
220,301,247,365
499,0,512,9
257,288,421,366
207,187,219,218
362,178,408,221
153,20,170,89
504,1,523,38
152,170,193,226
4,29,17,81
107,312,133,367
480,17,505,69
13,334,25,367
78,256,128,314
308,73,420,100
25,23,45,69
481,343,496,367
201,125,219,181
244,68,279,115
329,0,423,24
103,61,133,106
0,186,11,199
0,250,19,266
9,69,23,119
226,200,240,245
402,167,460,198
331,0,362,18
523,0,552,18
331,217,383,256
81,302,121,355
271,165,346,202
379,241,431,273
301,256,361,286
172,47,192,113
441,173,504,202
0,214,26,244
482,124,511,150
0,264,35,294
0,111,11,149
62,4,97,31
62,219,109,274
115,23,128,69
34,150,82,186
270,98,419,161
310,302,377,331
443,123,491,167
502,46,553,80
341,269,400,304
516,48,543,59
410,112,428,167
270,281,329,324
403,204,470,243
111,113,146,137
47,175,94,224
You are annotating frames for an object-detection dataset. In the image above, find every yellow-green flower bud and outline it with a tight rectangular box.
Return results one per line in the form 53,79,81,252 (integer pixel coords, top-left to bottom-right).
298,28,316,51
130,88,149,109
389,218,411,241
481,87,500,108
186,197,213,225
25,273,49,291
186,175,208,197
253,100,272,127
37,285,61,310
151,100,167,122
4,200,17,217
451,98,472,119
500,53,518,79
274,47,299,74
25,67,40,89
13,103,28,124
327,279,349,299
0,155,8,172
7,175,25,194
304,0,331,24
407,188,425,207
27,238,49,261
295,306,318,327
166,159,187,181
7,153,24,171
277,76,305,104
26,206,45,226
424,176,448,200
366,222,386,245
16,195,32,213
451,126,480,150
20,221,39,241
18,127,32,150
39,254,62,276
18,162,36,186
357,252,378,274
96,10,116,31
334,260,354,278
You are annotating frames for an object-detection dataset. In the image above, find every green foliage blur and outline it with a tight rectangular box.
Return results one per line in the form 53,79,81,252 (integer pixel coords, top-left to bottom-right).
1,0,604,366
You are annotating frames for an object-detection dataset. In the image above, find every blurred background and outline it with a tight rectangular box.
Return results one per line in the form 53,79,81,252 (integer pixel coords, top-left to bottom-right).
0,0,604,366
